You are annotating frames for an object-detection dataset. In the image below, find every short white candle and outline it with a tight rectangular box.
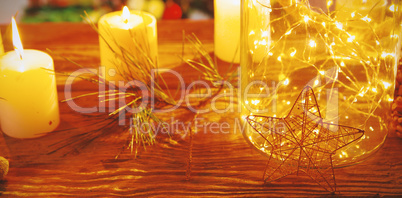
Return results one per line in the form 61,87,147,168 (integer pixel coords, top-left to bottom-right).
99,6,158,82
214,0,241,63
0,18,59,138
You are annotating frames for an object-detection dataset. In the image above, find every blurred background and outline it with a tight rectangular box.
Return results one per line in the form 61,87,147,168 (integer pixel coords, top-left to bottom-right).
0,0,214,24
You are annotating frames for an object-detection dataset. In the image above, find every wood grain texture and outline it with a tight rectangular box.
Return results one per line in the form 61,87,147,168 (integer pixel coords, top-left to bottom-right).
0,20,401,197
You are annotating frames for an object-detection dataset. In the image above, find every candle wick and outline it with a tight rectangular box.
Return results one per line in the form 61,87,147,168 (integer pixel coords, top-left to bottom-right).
14,46,23,60
124,19,128,24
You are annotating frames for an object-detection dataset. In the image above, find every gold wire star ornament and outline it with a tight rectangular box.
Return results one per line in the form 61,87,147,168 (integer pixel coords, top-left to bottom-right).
246,86,364,192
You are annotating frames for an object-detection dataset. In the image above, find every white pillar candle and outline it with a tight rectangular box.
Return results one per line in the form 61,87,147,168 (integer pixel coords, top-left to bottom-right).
99,6,158,82
0,18,59,138
214,0,241,63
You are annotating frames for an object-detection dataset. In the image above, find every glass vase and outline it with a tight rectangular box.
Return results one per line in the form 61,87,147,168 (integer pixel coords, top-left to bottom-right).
240,0,402,167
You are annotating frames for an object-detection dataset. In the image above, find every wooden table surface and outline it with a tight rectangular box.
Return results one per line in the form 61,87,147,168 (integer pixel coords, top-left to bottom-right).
0,20,401,197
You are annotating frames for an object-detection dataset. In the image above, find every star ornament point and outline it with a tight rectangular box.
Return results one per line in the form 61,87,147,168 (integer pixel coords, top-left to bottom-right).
246,86,364,192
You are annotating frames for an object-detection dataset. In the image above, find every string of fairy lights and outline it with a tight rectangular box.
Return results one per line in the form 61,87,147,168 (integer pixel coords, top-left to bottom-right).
244,0,401,163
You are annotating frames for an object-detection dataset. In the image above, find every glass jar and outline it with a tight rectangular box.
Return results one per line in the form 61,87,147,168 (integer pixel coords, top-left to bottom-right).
240,0,401,167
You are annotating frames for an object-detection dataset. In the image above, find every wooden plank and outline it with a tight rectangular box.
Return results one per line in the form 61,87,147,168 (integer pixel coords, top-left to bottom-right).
0,20,401,197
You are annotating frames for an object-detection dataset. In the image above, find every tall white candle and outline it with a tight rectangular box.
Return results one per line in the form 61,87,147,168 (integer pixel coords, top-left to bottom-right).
0,18,59,139
214,0,241,63
99,6,158,82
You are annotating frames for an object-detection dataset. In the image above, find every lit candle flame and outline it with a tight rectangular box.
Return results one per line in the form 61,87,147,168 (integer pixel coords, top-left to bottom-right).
122,6,130,24
12,17,24,60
